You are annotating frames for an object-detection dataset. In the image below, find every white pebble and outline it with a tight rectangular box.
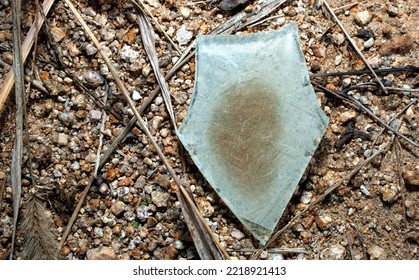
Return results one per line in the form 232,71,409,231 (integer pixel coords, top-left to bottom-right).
363,38,374,49
360,185,370,196
132,90,142,101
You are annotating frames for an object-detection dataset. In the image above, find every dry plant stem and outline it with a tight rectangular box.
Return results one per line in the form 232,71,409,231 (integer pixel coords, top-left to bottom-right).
94,89,108,178
322,0,388,94
64,0,228,259
345,232,355,260
309,66,419,78
10,0,25,260
332,2,358,12
0,0,55,114
132,0,181,54
394,139,408,227
227,247,306,254
251,141,391,259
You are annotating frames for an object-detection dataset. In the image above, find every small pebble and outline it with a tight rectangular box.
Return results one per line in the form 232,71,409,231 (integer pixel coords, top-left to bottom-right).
368,244,386,260
363,37,374,49
89,110,102,122
334,55,343,66
86,246,116,260
180,7,191,19
70,161,80,171
57,133,69,146
132,90,142,101
53,170,62,178
320,244,346,260
387,5,398,16
176,25,193,46
119,45,140,63
315,213,332,230
300,191,312,204
50,26,66,42
355,10,372,26
136,205,151,221
230,228,245,240
338,110,356,123
85,44,98,56
360,185,370,196
331,33,345,46
195,197,214,217
380,184,398,203
99,183,109,194
111,201,126,216
83,71,105,88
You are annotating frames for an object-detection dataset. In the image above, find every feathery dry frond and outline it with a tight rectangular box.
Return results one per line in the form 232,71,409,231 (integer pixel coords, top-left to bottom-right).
20,194,61,260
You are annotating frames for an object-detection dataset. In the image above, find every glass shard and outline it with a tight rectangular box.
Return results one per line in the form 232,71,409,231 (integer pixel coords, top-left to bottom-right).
177,22,329,244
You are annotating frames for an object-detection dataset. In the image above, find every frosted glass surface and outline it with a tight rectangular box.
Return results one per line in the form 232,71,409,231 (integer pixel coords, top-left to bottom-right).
177,22,329,244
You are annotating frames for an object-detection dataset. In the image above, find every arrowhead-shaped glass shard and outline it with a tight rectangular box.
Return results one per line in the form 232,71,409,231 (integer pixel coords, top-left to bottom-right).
177,22,329,244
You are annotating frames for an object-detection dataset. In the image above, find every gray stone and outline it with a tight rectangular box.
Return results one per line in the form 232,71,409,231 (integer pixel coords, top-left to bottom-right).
136,205,151,221
94,227,104,238
300,191,312,204
83,71,105,87
85,44,98,56
70,161,80,171
100,28,115,42
151,191,171,207
231,228,245,240
57,133,68,146
89,110,102,122
53,170,62,178
119,45,140,63
176,25,193,46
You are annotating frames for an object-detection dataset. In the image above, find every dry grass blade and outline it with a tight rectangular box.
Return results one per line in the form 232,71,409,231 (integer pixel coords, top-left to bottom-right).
133,0,181,54
63,0,228,259
10,0,26,260
135,5,178,130
322,0,388,93
20,194,60,259
0,0,55,114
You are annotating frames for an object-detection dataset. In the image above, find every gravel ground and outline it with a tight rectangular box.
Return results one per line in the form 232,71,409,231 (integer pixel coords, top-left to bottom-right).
0,0,418,260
